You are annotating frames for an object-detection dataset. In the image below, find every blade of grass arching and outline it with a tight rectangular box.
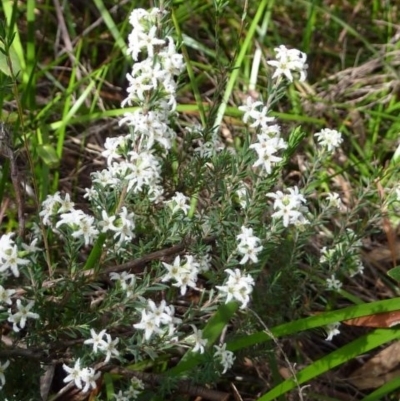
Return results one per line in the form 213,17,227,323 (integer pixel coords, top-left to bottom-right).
92,0,127,55
102,372,116,401
364,104,383,162
212,0,273,133
258,328,400,401
45,102,324,135
228,297,400,351
55,77,96,145
181,34,217,59
166,301,239,376
1,0,27,81
171,9,206,128
50,71,76,193
361,375,400,401
287,85,302,116
301,0,318,54
24,0,36,109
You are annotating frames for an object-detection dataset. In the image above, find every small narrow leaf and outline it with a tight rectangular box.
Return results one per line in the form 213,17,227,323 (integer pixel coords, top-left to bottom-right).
37,144,60,168
387,266,400,282
0,43,21,77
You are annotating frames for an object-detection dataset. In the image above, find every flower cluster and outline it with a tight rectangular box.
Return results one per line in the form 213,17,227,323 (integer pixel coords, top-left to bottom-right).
188,325,208,354
0,233,29,277
0,232,40,390
133,299,180,340
113,377,144,401
325,192,343,210
236,226,263,264
164,192,191,215
7,299,39,332
239,98,287,176
110,271,137,298
162,255,200,295
266,186,309,227
217,268,255,309
267,44,308,82
63,359,101,393
314,128,343,153
41,192,99,246
214,343,235,374
84,7,185,202
84,329,120,363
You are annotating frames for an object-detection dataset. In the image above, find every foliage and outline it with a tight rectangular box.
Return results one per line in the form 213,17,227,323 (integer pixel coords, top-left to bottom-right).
0,1,399,401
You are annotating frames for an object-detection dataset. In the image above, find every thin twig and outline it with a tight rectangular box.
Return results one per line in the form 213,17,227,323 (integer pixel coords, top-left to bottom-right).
248,309,305,401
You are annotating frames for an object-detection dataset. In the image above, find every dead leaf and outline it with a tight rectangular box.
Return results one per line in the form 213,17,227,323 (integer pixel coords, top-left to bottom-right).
348,341,400,389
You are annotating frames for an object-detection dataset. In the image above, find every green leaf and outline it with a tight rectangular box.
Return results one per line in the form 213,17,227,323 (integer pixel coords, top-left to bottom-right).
387,266,400,282
0,42,21,77
228,297,400,351
258,328,400,400
36,144,60,168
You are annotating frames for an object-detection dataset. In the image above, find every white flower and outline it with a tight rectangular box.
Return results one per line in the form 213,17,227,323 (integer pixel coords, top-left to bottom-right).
57,192,75,213
101,136,126,164
113,390,128,401
7,299,39,332
80,367,101,393
189,325,208,354
216,268,255,309
84,329,107,353
164,192,190,215
266,186,308,227
162,255,199,295
114,377,144,400
21,238,41,254
326,274,342,291
248,107,275,129
236,184,248,209
325,322,341,341
113,207,135,244
39,192,61,225
98,210,117,233
236,226,263,264
319,246,334,264
147,299,173,326
238,96,263,124
267,45,308,82
0,360,10,388
63,360,100,393
325,192,342,209
249,135,286,174
63,359,84,389
110,271,137,298
134,299,178,340
314,128,343,152
56,209,99,246
133,309,162,340
198,251,212,273
0,243,30,278
100,334,120,363
0,286,15,307
348,258,364,277
214,343,235,374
